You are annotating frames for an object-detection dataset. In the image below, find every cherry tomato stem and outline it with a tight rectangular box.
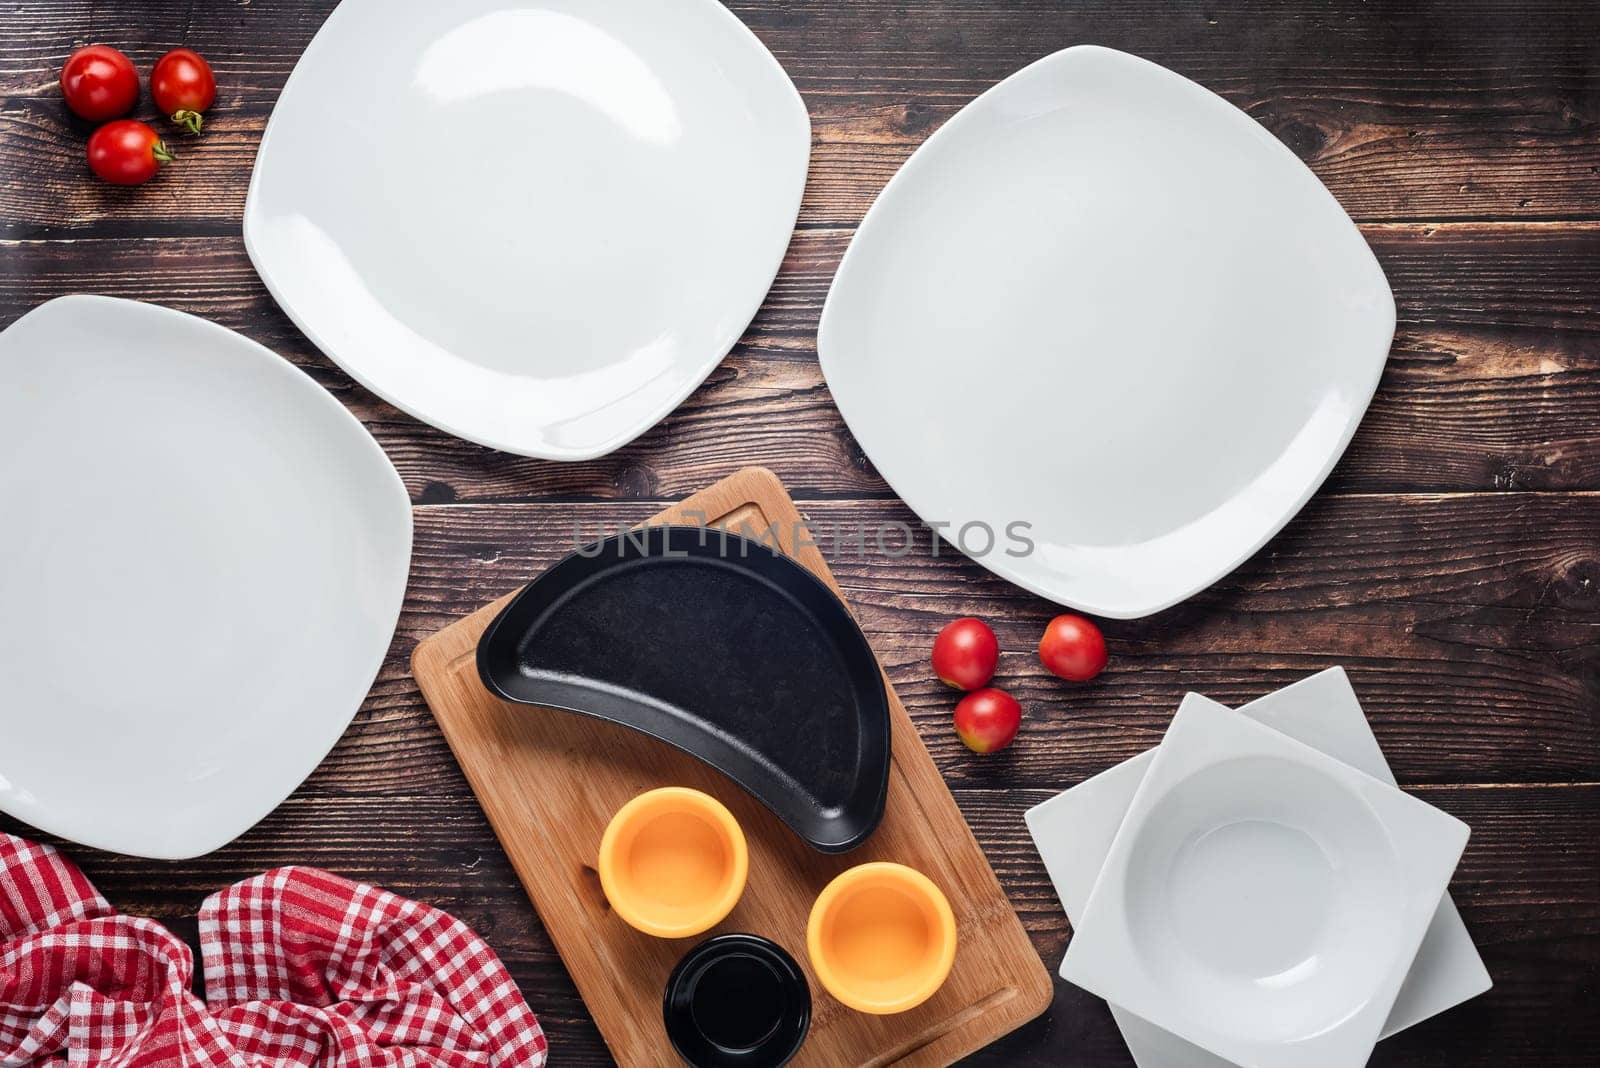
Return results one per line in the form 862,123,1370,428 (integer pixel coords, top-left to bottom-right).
170,109,204,135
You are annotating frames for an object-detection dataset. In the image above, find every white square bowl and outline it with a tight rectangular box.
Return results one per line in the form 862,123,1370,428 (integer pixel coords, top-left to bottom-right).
818,46,1395,617
246,0,810,460
1027,670,1490,1066
1060,694,1469,1068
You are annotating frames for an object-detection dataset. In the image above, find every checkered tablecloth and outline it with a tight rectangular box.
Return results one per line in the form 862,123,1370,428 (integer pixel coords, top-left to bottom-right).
0,833,548,1067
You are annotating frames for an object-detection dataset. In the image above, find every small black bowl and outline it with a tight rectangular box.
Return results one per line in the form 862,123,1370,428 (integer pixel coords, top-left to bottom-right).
663,933,811,1067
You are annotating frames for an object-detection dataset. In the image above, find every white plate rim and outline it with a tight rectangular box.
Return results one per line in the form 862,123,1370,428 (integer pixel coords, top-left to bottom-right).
0,294,413,859
243,0,812,462
817,44,1396,618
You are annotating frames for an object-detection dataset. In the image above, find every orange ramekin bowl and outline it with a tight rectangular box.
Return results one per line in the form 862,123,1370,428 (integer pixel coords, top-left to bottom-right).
806,862,958,1014
597,787,749,939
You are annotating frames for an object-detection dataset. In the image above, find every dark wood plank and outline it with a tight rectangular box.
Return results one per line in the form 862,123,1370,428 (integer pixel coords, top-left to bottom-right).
1,0,1597,236
3,221,1598,499
269,492,1600,799
3,2,1596,1065
4,784,1595,1066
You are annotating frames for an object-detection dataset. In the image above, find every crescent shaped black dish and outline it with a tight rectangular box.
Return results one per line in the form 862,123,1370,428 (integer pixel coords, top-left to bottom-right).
476,525,891,853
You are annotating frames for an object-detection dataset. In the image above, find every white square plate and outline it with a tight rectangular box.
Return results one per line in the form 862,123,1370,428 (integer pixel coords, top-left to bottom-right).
0,296,412,859
246,0,810,460
1027,669,1490,1066
818,46,1395,617
1060,694,1469,1067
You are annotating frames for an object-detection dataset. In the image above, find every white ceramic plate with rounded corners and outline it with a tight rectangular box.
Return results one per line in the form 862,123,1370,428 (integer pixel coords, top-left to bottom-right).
818,45,1395,618
1061,695,1469,1068
0,296,412,859
245,0,811,461
1026,670,1490,1067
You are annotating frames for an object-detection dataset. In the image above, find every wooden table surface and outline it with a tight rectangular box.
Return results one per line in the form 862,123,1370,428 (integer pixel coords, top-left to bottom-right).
2,2,1596,1064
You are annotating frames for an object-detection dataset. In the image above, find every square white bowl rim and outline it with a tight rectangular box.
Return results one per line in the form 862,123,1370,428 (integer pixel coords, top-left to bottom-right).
1025,668,1490,1065
1059,691,1470,1067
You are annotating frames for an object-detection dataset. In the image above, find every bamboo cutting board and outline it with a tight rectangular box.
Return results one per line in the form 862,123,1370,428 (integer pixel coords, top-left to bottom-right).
413,468,1053,1066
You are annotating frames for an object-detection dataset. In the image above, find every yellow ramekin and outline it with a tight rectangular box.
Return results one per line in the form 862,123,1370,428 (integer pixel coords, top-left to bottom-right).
597,787,749,939
806,862,958,1014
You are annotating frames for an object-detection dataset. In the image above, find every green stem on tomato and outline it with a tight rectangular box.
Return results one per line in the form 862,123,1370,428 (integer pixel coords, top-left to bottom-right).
152,139,175,163
171,109,204,135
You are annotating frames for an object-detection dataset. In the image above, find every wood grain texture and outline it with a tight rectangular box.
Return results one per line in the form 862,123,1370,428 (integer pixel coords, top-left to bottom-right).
271,491,1600,801
2,222,1599,499
0,1,1597,233
5,783,1595,1066
413,469,1053,1067
1,0,1596,1063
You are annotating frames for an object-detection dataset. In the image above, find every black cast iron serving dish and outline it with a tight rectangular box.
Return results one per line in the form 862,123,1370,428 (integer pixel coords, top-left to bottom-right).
476,525,892,852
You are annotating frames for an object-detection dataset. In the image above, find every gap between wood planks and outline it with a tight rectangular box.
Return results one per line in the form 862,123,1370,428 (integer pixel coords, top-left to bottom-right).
403,490,1600,509
263,786,1600,799
6,218,1600,245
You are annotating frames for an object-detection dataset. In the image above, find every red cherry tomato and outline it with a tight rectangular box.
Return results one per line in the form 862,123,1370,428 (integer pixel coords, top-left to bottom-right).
931,617,999,690
953,687,1021,754
150,48,216,134
1038,613,1108,682
60,45,139,122
87,121,173,186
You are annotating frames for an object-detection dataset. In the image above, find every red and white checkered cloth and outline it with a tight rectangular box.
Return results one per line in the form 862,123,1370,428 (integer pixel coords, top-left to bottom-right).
0,834,547,1067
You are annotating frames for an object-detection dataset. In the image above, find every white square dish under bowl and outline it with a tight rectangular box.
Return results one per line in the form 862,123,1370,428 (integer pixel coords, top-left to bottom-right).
0,296,413,859
818,45,1396,618
1027,669,1490,1067
246,0,811,461
1059,694,1470,1068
